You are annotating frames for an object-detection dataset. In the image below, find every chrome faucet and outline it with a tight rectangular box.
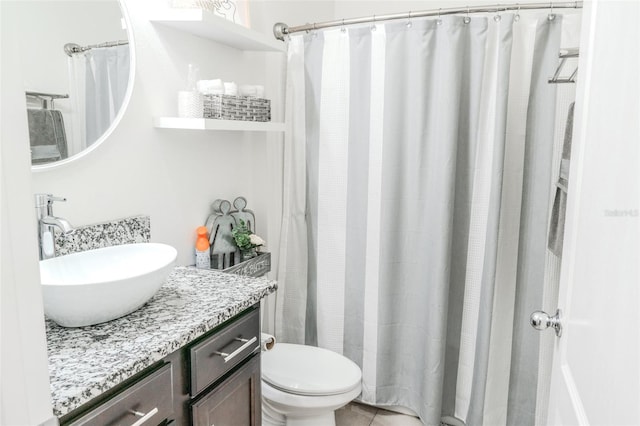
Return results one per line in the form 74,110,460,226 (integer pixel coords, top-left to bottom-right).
35,194,74,260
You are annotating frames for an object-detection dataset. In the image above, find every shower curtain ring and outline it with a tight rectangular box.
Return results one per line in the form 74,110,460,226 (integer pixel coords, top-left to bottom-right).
436,8,443,25
494,3,502,21
406,11,412,28
548,2,556,20
464,6,471,24
514,3,521,22
341,18,346,33
371,14,377,31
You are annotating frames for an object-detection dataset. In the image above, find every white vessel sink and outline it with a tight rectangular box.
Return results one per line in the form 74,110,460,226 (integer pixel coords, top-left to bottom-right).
40,243,177,327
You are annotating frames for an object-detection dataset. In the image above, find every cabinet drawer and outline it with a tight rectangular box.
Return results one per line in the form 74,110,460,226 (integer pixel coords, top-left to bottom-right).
68,363,173,426
191,354,261,426
190,308,260,396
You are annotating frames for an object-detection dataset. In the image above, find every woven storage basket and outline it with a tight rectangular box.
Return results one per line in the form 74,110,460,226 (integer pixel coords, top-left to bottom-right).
203,94,271,122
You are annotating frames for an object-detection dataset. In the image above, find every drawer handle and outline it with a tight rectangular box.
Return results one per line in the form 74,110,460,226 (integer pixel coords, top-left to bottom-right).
212,336,258,363
128,407,158,426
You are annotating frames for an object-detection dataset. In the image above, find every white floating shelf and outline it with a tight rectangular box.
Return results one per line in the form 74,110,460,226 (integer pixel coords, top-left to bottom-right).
154,117,285,132
149,9,285,52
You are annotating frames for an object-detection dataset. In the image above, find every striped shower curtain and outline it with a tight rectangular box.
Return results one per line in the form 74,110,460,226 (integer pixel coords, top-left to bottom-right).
276,12,580,426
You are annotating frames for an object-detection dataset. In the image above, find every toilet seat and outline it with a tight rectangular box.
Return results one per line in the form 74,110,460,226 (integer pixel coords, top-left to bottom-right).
262,343,362,397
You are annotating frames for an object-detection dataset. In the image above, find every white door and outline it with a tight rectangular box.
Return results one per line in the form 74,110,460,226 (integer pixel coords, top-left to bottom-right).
545,1,640,425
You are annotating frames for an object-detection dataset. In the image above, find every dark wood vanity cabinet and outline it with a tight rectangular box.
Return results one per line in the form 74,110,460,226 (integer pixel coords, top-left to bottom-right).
191,355,261,426
61,305,262,426
188,306,262,426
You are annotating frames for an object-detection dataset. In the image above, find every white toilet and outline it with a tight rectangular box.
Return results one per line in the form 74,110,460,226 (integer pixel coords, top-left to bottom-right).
261,343,362,426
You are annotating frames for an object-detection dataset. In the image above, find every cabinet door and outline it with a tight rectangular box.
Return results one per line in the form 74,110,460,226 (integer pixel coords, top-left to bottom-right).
191,355,261,426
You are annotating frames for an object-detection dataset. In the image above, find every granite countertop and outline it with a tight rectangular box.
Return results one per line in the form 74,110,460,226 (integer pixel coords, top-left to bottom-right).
46,266,277,418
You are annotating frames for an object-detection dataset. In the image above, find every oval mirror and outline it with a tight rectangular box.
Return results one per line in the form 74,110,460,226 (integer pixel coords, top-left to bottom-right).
11,0,135,169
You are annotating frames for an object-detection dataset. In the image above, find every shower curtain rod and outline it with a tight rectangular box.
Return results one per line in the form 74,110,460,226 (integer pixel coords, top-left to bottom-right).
26,91,69,110
26,91,69,100
63,40,129,57
273,1,583,40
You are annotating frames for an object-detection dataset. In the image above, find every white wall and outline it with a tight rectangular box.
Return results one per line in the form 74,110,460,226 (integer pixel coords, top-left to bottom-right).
333,0,526,20
13,1,125,97
248,0,335,35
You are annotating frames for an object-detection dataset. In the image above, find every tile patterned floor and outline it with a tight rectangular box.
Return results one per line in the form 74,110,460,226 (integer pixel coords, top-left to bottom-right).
336,402,424,426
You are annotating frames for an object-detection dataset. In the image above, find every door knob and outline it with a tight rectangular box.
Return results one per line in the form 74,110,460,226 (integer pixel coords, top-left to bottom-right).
530,309,562,337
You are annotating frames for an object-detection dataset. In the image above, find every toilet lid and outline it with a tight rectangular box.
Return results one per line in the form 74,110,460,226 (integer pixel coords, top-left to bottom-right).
262,343,362,396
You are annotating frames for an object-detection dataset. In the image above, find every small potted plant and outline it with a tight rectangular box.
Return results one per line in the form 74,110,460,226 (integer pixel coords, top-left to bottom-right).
231,219,265,261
